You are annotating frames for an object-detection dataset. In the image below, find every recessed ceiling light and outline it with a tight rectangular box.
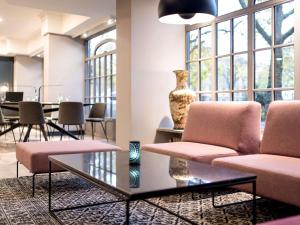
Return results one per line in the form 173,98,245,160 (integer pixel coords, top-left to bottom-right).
0,18,3,23
107,18,115,25
82,33,88,38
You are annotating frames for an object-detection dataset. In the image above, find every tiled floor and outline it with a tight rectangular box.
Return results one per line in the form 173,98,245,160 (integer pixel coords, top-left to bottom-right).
0,141,30,179
0,130,110,179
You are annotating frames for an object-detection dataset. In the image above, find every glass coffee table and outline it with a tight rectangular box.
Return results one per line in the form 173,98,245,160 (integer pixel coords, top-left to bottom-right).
48,151,257,225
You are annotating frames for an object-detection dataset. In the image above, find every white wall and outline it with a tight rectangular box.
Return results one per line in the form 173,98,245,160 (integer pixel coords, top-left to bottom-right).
14,55,43,100
6,39,27,55
43,34,85,102
116,0,185,148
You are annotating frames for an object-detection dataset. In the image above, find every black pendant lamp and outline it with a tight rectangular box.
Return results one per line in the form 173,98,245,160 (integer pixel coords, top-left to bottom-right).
158,0,217,25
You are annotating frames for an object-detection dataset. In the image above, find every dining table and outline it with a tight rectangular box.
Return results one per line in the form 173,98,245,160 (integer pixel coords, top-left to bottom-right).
0,102,93,141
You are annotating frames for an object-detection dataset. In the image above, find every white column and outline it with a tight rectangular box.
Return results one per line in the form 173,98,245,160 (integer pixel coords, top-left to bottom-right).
14,55,43,100
116,0,185,148
116,0,133,148
43,34,85,102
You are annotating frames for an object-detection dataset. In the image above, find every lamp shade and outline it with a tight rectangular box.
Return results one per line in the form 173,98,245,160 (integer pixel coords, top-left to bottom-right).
0,83,9,93
158,0,217,25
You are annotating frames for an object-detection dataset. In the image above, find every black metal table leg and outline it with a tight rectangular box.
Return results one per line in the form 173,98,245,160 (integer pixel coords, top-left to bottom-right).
32,174,36,197
49,161,52,212
210,179,257,224
16,161,19,178
125,200,130,225
252,181,257,224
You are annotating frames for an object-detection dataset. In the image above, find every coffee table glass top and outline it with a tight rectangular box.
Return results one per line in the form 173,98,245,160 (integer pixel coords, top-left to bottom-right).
49,151,255,197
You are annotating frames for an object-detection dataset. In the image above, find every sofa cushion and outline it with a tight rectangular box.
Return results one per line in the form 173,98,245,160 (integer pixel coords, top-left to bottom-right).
142,142,240,164
16,140,121,173
182,101,261,154
213,154,300,207
261,101,300,158
259,216,300,225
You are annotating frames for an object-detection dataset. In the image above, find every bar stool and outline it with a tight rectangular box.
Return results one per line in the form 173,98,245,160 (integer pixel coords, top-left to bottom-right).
0,108,16,143
86,103,108,141
19,102,48,142
58,102,84,140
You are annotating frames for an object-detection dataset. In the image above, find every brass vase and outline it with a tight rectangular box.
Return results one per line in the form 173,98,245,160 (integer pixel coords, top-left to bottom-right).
169,70,196,130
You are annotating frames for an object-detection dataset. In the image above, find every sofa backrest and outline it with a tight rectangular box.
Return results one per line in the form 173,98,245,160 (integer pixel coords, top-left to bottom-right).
261,101,300,158
182,101,261,154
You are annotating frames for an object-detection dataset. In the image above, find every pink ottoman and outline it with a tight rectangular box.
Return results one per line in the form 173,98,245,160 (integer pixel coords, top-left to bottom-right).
16,140,121,196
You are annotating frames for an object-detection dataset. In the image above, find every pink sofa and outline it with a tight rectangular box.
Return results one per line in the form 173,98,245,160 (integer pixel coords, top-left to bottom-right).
259,215,300,225
142,101,261,163
213,101,300,207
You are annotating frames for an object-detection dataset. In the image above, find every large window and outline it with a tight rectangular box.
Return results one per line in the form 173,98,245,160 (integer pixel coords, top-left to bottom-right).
186,0,294,121
85,28,117,118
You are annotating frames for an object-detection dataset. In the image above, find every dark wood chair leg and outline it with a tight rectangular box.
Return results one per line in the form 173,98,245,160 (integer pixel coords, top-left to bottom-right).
39,125,42,141
23,125,33,142
11,128,16,144
100,121,108,142
80,124,84,140
39,124,48,141
60,125,65,140
91,122,94,140
19,126,24,142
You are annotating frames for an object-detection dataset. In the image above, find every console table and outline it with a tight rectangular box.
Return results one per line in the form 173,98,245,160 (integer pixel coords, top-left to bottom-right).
156,128,183,142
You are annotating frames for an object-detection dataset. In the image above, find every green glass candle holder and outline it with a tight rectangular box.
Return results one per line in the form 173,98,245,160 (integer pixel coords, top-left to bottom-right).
129,141,140,165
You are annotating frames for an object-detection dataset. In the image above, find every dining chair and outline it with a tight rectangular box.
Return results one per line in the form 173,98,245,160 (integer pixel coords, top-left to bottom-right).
1,105,19,123
0,108,16,143
58,102,84,140
86,103,108,141
19,102,48,142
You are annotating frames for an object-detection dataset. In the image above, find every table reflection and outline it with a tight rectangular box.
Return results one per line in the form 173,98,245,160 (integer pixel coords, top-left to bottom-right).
169,157,208,187
129,165,140,188
85,152,117,186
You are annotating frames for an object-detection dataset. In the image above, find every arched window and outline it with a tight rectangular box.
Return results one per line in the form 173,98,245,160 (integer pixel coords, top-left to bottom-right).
85,28,117,118
94,39,116,56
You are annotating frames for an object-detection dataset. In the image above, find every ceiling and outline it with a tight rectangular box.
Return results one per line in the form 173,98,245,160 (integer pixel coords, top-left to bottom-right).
7,0,115,18
0,0,116,41
0,0,42,40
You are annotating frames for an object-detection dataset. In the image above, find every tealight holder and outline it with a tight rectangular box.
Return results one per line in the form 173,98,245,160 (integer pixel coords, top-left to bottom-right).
129,141,140,165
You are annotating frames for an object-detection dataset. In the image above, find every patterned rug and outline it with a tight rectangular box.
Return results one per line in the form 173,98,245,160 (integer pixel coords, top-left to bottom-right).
0,173,299,225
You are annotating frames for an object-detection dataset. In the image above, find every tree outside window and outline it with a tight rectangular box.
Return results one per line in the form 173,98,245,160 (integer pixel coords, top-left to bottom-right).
186,0,294,123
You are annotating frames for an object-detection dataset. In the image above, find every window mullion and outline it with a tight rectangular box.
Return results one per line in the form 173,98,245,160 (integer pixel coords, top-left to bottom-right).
212,22,217,101
197,28,201,93
248,10,254,100
230,19,234,101
271,4,275,100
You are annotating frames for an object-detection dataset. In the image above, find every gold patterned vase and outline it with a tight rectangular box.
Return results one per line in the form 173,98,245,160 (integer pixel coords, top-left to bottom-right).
169,70,196,130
